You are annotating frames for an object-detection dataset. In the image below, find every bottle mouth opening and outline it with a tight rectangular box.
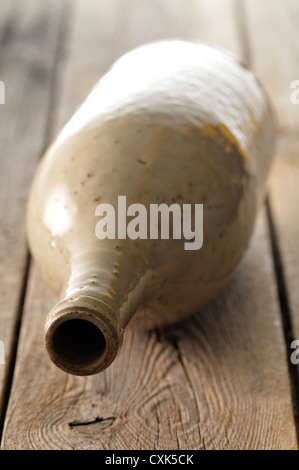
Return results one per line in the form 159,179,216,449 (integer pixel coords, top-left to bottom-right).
44,305,123,376
51,319,107,368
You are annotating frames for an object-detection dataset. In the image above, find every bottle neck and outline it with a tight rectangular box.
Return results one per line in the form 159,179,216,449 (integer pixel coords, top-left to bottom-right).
44,242,146,375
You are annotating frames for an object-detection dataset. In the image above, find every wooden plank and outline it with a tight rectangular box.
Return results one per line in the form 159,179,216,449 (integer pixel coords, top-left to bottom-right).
1,0,297,449
243,0,299,422
243,0,299,135
268,139,299,348
0,0,67,425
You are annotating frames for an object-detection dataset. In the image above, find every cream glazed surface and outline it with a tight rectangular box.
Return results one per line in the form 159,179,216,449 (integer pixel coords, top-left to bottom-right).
26,40,275,375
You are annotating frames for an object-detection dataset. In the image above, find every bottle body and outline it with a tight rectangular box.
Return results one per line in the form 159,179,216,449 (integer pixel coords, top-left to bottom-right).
27,41,275,375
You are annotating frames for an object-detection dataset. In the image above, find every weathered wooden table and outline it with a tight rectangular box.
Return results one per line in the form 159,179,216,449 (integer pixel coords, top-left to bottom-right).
0,0,298,450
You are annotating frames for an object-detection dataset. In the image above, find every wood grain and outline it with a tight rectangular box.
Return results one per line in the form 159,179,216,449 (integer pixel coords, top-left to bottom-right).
1,0,298,450
2,212,297,449
0,0,66,425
